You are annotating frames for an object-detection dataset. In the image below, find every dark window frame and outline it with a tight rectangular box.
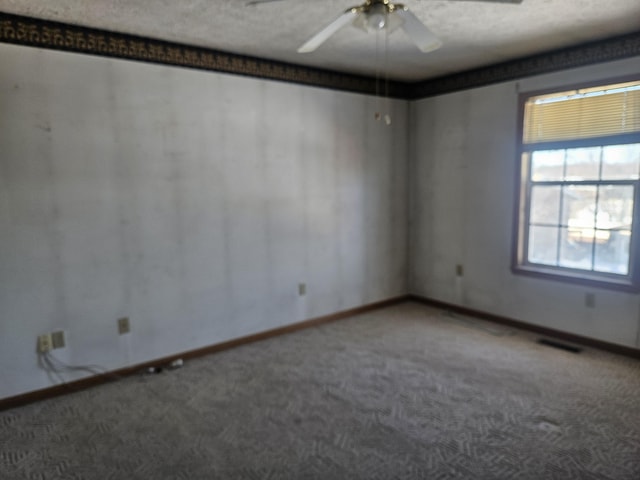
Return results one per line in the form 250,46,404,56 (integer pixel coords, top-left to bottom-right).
512,77,640,292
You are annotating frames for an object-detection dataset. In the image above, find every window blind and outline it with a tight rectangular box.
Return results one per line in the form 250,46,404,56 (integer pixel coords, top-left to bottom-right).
523,81,640,144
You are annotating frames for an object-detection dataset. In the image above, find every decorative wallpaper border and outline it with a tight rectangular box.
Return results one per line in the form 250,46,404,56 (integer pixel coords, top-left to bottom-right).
407,31,640,99
0,12,638,99
0,12,408,98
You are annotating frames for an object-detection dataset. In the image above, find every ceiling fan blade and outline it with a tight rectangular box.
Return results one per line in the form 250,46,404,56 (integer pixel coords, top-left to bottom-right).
298,8,360,53
395,8,442,53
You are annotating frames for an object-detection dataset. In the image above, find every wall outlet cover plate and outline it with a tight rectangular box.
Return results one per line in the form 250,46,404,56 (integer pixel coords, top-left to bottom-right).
37,334,52,353
51,330,65,349
118,317,131,335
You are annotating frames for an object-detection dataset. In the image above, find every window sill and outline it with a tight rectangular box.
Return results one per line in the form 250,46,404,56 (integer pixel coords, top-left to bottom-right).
512,264,639,293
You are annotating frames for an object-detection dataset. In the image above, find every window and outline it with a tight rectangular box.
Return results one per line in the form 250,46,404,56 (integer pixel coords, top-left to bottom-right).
513,79,640,291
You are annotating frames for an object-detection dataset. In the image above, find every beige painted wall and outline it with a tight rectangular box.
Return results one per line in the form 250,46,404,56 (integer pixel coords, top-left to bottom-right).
1,39,638,402
409,56,640,348
0,43,409,399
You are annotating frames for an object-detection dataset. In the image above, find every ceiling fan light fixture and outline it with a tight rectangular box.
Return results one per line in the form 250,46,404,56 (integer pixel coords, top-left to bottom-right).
255,0,522,55
366,3,388,31
353,5,403,34
366,13,386,30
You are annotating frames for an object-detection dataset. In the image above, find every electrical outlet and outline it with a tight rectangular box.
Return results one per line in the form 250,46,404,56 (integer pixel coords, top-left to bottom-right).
51,330,65,349
118,317,131,335
37,334,52,353
298,283,306,296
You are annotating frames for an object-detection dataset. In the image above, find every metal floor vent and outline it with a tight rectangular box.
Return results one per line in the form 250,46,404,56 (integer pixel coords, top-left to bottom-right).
538,338,582,353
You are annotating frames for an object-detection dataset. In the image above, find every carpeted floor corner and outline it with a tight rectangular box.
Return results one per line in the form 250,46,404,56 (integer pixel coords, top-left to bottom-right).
1,302,639,479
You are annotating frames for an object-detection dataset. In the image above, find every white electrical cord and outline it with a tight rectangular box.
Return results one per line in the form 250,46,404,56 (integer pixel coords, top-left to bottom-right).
44,352,112,376
37,351,207,423
38,351,121,389
39,352,68,386
37,351,187,404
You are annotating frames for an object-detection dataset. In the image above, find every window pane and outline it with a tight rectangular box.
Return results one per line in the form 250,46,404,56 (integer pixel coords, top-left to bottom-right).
562,185,597,227
601,144,640,180
565,147,601,180
528,226,558,266
530,186,560,224
519,81,640,286
531,150,564,181
559,227,594,270
594,230,631,274
597,185,634,229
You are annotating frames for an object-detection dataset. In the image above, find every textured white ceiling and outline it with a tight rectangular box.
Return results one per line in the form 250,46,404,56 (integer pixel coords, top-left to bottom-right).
0,0,639,81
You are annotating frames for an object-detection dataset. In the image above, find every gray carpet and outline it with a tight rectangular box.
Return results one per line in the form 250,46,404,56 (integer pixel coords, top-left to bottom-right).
1,302,639,479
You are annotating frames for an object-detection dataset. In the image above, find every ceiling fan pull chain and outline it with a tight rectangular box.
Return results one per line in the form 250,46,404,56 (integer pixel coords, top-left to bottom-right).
384,24,391,125
375,27,382,121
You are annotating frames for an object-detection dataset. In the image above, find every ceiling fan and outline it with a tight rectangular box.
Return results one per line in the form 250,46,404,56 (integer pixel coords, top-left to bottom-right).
247,0,523,54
